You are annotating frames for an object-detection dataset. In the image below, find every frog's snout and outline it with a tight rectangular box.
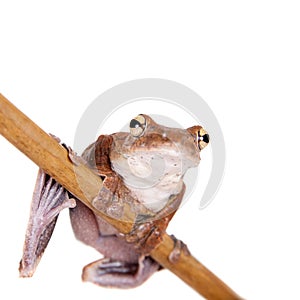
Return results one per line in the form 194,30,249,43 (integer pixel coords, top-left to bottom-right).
187,126,210,151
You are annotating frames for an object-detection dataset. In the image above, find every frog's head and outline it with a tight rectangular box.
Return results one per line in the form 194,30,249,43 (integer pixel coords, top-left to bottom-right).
111,114,209,193
127,114,209,166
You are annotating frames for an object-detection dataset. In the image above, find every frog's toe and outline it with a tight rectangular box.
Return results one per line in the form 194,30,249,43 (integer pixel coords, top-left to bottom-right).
168,235,191,264
19,169,76,277
125,218,169,255
82,257,159,288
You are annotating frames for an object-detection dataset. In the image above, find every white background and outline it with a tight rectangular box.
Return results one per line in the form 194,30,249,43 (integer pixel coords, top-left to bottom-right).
0,1,299,299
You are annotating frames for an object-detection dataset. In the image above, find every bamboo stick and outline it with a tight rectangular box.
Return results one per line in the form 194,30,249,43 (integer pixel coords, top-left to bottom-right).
0,93,242,299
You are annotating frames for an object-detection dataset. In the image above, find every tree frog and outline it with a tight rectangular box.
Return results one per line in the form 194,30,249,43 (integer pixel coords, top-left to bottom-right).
19,114,209,288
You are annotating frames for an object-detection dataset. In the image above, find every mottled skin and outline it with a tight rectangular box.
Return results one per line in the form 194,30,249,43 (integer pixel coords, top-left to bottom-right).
19,114,209,288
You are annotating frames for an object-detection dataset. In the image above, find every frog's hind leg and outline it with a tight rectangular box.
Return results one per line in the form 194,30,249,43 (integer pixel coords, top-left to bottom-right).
69,200,160,288
19,169,76,277
82,256,160,289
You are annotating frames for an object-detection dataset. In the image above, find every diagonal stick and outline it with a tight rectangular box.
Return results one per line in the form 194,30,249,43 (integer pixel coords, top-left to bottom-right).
0,94,242,299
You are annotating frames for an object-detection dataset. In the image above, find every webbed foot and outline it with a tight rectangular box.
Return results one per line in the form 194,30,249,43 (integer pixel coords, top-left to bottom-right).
125,216,171,255
19,169,76,277
67,145,88,167
82,257,159,288
168,234,191,264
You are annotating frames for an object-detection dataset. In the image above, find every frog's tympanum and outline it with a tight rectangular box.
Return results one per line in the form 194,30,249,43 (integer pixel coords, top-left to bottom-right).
19,114,209,288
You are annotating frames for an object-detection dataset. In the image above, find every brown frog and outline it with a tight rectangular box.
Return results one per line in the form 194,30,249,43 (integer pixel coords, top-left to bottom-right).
19,114,209,288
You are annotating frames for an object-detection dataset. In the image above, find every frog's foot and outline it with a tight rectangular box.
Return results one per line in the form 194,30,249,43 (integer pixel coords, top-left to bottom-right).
67,145,88,167
92,175,125,219
125,218,169,255
168,234,191,264
49,133,87,167
19,169,76,277
49,133,61,143
82,256,160,289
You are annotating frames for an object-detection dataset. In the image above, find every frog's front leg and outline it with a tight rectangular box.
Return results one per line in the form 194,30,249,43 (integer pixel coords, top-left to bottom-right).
19,169,76,277
91,175,125,219
125,186,186,255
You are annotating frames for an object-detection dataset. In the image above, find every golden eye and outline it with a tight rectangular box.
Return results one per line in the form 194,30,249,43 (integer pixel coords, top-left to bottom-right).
129,114,146,137
198,128,210,150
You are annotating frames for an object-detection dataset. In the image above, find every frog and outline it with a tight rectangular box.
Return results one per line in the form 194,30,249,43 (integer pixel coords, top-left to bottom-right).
19,114,209,288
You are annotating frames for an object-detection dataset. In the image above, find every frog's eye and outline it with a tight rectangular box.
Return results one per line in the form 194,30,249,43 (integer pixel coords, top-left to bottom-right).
129,114,147,137
197,128,210,150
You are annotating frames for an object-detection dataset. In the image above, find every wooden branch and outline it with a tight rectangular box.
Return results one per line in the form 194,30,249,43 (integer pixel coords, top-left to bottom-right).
0,94,242,300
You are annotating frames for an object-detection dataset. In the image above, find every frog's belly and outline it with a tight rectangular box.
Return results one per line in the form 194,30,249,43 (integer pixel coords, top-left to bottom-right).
127,177,184,212
112,154,185,211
